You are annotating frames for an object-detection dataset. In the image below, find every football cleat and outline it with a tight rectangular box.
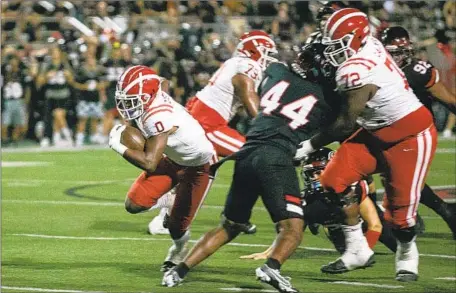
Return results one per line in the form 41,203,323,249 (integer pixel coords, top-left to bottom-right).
244,222,257,234
161,240,189,272
395,240,418,282
162,268,183,287
148,209,169,235
396,270,418,282
255,264,300,293
161,244,189,272
321,255,375,274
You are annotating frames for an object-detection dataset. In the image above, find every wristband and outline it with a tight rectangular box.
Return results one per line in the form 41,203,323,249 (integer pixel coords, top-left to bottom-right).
113,143,128,156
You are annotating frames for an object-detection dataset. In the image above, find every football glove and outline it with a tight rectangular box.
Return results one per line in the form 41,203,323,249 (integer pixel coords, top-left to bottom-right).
294,140,314,160
109,124,128,155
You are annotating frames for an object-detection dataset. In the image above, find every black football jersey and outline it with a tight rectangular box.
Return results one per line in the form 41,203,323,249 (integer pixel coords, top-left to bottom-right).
245,62,332,155
75,65,105,102
402,58,439,115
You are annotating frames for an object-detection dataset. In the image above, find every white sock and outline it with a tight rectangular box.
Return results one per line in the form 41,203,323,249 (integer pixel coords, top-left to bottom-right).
61,127,72,140
342,222,368,251
149,190,176,211
76,132,84,145
173,230,190,250
53,132,61,144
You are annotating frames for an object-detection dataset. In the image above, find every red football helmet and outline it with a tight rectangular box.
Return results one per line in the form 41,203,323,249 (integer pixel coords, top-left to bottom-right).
322,8,370,66
115,65,162,120
234,30,278,69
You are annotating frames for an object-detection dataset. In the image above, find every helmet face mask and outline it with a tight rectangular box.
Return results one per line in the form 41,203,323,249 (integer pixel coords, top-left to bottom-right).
301,147,335,197
322,8,370,67
115,66,161,121
322,34,356,67
381,26,414,67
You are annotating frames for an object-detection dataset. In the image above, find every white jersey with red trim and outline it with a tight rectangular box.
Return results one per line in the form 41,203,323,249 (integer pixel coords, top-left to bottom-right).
196,56,263,121
335,36,423,130
135,91,215,166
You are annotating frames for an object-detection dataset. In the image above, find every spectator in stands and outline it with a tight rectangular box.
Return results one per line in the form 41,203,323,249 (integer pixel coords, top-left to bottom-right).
100,43,129,144
36,46,75,147
74,55,106,146
271,1,296,42
1,54,30,146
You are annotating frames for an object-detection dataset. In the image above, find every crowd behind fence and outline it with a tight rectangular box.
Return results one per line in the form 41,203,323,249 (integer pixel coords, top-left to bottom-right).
1,0,455,147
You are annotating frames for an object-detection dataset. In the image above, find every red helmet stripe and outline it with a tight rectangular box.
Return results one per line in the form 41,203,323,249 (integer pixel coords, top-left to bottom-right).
123,74,161,93
327,11,367,38
119,65,142,84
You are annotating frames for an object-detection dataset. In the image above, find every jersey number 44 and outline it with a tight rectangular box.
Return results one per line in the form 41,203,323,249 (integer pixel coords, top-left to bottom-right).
260,81,318,129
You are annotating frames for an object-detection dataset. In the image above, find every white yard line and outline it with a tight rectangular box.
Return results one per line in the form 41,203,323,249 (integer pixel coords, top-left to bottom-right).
0,286,100,293
220,288,277,292
435,277,456,281
330,281,404,289
1,178,230,188
1,161,53,167
8,233,456,259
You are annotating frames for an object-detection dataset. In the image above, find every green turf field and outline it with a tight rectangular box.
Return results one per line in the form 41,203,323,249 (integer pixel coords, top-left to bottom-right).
2,140,455,293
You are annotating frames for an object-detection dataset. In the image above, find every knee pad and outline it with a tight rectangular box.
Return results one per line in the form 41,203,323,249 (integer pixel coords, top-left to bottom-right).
392,227,416,243
220,214,250,239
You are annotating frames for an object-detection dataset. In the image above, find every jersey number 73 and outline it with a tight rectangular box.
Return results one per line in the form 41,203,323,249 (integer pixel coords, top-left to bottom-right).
260,81,318,129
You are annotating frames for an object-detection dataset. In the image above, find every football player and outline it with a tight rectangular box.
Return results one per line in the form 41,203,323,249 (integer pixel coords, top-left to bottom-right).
381,26,456,238
162,44,360,293
186,30,277,156
149,30,277,235
295,8,437,281
108,65,217,276
239,147,398,261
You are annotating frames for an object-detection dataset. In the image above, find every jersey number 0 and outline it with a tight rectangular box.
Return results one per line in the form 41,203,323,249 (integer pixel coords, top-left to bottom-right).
260,81,318,129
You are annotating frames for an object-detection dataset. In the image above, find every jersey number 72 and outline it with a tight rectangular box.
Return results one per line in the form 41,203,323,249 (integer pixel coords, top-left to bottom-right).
260,81,318,129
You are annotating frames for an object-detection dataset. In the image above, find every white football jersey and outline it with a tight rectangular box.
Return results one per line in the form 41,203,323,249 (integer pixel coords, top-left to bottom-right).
335,36,422,130
136,91,215,167
196,56,263,121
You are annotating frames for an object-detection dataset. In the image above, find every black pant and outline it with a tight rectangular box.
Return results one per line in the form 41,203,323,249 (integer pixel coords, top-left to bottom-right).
223,144,302,224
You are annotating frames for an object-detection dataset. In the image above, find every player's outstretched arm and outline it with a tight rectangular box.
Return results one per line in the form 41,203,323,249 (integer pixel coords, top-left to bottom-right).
239,245,273,260
232,74,260,118
311,84,377,149
122,131,170,173
428,81,456,114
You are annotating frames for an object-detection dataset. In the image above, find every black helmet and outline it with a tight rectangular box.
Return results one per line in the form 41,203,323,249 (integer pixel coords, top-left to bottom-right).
380,26,414,67
291,42,326,81
301,147,335,196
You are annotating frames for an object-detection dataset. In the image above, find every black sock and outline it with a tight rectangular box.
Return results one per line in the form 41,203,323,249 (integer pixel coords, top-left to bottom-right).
420,184,447,216
175,262,190,278
266,258,281,270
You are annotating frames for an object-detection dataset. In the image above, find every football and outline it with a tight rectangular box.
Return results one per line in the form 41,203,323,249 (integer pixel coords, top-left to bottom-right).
121,125,145,151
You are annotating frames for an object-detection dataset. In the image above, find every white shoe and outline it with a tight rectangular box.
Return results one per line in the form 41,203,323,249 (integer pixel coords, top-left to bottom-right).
162,269,183,287
162,243,189,272
442,129,454,138
148,209,169,235
395,240,419,281
40,138,50,148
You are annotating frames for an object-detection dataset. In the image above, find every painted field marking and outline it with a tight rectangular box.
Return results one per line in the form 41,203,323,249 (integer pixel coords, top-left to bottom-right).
3,145,455,154
436,148,456,154
434,277,456,281
8,233,456,259
2,199,453,218
1,178,231,189
1,161,53,167
0,286,98,292
330,281,404,289
220,288,277,292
